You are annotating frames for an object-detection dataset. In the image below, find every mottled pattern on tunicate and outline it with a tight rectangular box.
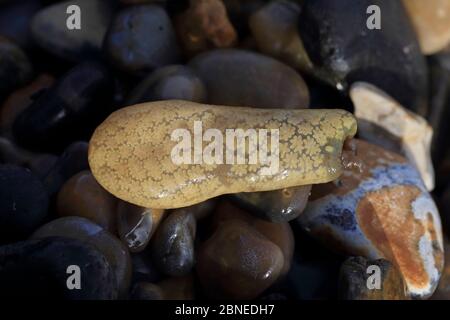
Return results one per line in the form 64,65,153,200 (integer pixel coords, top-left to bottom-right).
89,100,357,208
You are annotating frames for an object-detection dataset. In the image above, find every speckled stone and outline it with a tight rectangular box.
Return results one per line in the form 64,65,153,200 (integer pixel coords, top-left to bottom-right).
403,0,450,55
0,237,118,299
297,139,444,299
174,0,237,56
31,217,131,298
339,256,409,300
56,170,118,233
188,49,309,108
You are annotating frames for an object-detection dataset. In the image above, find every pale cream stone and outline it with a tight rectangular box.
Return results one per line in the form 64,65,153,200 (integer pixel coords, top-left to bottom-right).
350,82,435,191
403,0,450,55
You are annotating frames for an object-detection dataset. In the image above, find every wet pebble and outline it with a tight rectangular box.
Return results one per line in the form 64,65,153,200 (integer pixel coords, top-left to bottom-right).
57,170,118,233
31,217,131,298
104,5,180,75
403,0,450,55
298,0,428,115
297,139,444,299
249,0,313,73
31,0,116,61
0,0,41,49
174,0,237,56
0,237,118,299
158,275,195,300
0,74,55,136
127,65,206,105
42,141,89,196
229,185,311,223
339,256,409,300
0,37,32,100
213,201,294,276
151,210,196,276
0,164,49,243
188,49,309,108
13,61,113,151
131,282,163,300
197,218,284,299
117,201,165,252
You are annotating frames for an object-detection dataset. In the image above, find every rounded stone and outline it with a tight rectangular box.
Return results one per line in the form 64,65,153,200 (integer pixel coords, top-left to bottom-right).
339,256,409,300
0,164,49,242
298,0,428,115
31,217,131,298
12,62,113,152
0,37,32,99
30,0,116,61
117,201,165,252
56,170,118,233
229,184,311,222
104,5,180,75
127,65,206,105
131,282,163,300
188,49,310,108
197,218,284,299
42,141,89,196
0,237,118,299
297,139,444,299
0,74,55,136
151,210,196,277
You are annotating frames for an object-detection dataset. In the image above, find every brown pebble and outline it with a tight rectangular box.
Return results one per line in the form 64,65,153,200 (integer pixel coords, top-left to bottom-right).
56,170,118,233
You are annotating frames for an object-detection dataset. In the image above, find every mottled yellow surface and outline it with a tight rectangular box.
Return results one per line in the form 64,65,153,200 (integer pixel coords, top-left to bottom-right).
89,100,357,209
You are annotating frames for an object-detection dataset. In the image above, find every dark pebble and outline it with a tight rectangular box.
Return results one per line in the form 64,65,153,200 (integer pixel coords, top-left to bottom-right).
0,164,49,243
13,61,113,152
0,237,118,299
42,141,89,196
189,49,309,108
31,0,116,61
104,5,180,75
151,210,196,277
298,0,428,115
127,65,206,105
0,37,32,100
229,185,311,223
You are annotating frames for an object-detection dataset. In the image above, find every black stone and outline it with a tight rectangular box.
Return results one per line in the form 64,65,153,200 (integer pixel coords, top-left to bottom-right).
0,237,118,299
13,62,113,152
151,210,196,277
127,65,206,105
0,164,49,243
42,141,89,196
0,0,42,49
229,185,311,223
298,0,428,115
104,5,180,75
0,37,32,100
31,0,117,62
